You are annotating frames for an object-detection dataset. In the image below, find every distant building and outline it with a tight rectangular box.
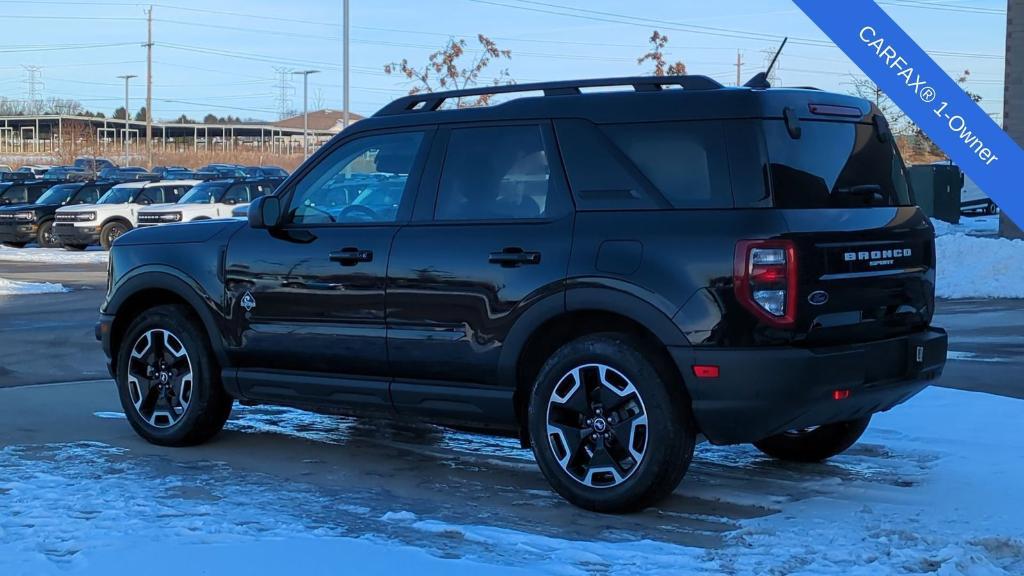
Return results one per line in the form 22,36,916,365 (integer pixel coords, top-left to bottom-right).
273,109,365,134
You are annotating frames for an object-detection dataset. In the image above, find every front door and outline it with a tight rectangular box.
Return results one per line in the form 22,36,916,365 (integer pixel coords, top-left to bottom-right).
225,128,432,407
387,122,573,424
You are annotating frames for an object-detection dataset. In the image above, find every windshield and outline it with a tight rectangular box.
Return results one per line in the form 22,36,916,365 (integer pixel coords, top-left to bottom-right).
36,184,79,205
179,182,228,204
766,120,912,208
97,185,140,204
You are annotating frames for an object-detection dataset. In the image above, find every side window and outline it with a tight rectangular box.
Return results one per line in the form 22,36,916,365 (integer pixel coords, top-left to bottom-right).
7,186,28,204
251,183,272,200
28,186,45,203
136,188,160,205
602,121,733,209
165,186,186,202
74,186,102,205
222,184,251,205
435,125,557,221
287,131,425,225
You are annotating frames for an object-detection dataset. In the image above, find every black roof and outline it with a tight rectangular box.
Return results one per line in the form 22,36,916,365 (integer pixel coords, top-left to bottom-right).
351,75,876,135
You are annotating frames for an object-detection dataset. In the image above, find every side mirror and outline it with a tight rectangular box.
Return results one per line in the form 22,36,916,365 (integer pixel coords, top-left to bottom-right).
249,195,281,229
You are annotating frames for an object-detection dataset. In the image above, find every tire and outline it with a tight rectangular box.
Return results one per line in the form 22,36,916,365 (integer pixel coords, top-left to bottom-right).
528,333,695,513
753,417,871,463
100,221,129,251
2,242,27,248
115,304,233,447
36,220,60,248
987,203,999,215
63,244,88,251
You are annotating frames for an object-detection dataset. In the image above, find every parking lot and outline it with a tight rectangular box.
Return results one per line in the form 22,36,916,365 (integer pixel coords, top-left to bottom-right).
1,247,1023,574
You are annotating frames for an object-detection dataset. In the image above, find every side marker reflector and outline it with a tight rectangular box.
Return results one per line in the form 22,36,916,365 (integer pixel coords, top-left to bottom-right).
832,389,851,401
693,365,720,379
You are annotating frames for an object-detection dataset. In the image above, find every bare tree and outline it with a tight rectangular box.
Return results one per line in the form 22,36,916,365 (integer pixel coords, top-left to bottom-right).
637,31,686,76
384,34,513,107
312,88,325,111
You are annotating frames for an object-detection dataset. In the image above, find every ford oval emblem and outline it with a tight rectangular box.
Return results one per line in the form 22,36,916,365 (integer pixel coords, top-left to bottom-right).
808,290,829,306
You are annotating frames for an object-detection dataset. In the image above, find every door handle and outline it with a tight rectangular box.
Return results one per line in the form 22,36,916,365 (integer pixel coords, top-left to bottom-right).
489,247,541,267
329,247,373,266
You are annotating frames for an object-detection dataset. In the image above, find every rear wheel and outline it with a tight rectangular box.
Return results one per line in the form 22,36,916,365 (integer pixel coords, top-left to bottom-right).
36,220,59,248
753,417,871,463
63,244,88,251
116,304,233,446
528,333,695,513
100,221,129,251
2,242,27,248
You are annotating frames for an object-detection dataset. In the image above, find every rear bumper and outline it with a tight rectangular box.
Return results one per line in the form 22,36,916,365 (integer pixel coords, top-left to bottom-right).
0,223,37,243
53,223,100,245
670,327,947,445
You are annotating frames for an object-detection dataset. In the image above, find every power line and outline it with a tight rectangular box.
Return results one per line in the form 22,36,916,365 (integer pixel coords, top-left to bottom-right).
877,0,1004,14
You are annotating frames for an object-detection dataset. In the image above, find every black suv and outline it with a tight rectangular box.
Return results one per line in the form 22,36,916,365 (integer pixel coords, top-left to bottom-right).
0,180,51,208
0,181,114,247
98,76,947,512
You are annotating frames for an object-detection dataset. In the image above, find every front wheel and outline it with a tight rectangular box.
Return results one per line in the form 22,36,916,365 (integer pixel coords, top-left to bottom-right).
37,220,60,248
116,304,233,446
100,221,129,251
528,333,695,513
753,417,871,463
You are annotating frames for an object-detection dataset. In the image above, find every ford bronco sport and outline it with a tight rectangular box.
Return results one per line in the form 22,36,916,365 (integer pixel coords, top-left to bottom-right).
98,76,947,512
0,180,113,248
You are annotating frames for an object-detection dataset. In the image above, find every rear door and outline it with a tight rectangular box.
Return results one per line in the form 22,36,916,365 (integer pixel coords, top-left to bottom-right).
386,122,573,424
763,118,935,344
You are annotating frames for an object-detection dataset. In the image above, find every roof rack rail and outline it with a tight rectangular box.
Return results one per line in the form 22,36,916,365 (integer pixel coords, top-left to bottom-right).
374,75,724,116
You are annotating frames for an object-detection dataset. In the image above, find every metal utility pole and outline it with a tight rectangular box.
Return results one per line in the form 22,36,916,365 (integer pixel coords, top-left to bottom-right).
117,74,137,167
293,70,320,157
734,50,743,87
1001,0,1024,238
343,0,350,130
145,5,153,168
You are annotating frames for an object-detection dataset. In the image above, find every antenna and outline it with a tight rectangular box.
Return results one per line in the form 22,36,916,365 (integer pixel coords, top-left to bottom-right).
743,37,788,89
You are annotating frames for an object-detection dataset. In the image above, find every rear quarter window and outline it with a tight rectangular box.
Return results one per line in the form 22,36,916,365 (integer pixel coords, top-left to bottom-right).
600,121,733,209
765,120,912,208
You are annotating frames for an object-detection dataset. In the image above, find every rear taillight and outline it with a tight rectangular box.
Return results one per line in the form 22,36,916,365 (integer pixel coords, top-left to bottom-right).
734,240,798,328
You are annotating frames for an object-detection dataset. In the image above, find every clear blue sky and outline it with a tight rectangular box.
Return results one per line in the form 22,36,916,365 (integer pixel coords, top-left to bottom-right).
0,0,1008,122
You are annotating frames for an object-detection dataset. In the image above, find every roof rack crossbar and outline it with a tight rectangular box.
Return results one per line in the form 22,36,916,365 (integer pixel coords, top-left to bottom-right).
376,75,723,116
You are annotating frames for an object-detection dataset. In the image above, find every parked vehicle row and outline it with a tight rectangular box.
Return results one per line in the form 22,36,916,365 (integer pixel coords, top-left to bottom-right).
0,166,287,250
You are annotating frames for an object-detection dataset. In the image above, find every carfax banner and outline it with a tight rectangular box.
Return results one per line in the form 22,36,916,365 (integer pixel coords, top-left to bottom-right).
792,0,1022,225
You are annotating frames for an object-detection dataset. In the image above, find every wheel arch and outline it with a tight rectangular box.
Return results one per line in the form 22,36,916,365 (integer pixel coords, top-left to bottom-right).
107,270,229,384
100,215,134,229
502,288,692,445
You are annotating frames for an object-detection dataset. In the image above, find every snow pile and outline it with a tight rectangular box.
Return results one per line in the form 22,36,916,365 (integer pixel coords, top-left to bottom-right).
933,219,1024,299
0,245,107,264
0,276,67,295
931,215,1000,237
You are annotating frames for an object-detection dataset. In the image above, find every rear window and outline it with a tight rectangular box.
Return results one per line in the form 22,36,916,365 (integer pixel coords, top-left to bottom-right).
766,120,912,208
601,121,732,209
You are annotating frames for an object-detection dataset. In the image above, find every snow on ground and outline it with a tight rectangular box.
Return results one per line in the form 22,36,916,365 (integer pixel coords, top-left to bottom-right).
0,276,67,295
933,217,1024,299
931,215,1001,237
2,386,1022,575
0,245,107,264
